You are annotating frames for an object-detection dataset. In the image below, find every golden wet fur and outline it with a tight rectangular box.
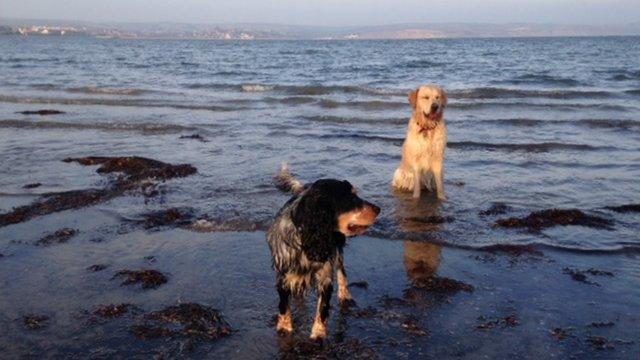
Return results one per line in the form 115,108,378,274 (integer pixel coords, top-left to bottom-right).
392,85,448,199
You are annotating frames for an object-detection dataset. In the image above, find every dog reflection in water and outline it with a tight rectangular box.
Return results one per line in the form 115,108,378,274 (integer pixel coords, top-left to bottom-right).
393,194,443,284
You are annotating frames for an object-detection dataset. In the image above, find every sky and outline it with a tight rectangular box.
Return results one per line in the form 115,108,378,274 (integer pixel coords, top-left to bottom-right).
2,0,639,26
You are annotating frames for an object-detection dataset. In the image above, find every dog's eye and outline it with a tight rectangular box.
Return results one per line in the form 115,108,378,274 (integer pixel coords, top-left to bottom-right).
423,96,430,100
436,96,440,99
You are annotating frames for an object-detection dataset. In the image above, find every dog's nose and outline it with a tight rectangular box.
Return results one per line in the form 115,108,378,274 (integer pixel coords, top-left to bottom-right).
431,103,439,112
369,203,381,216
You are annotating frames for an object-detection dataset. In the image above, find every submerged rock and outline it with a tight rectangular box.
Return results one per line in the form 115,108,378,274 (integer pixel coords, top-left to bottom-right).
494,208,614,231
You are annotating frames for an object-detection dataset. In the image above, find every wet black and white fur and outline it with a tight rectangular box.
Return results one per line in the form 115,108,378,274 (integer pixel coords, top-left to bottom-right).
267,165,380,340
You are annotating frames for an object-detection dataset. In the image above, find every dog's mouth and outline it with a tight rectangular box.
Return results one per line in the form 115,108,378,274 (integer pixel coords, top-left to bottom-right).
339,204,380,237
347,223,371,236
423,111,441,121
417,111,442,133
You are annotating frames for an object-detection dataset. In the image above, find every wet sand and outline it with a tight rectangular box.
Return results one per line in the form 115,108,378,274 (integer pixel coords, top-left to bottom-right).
1,206,638,359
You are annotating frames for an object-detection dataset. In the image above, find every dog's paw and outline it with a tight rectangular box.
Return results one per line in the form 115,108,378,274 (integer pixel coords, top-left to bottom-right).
276,314,293,333
339,298,357,309
309,321,327,341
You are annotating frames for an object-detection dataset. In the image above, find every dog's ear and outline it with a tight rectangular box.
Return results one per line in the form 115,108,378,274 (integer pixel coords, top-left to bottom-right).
408,89,418,109
291,190,338,262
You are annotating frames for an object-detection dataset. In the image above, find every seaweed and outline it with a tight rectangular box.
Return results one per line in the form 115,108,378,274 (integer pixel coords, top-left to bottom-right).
0,156,196,227
411,276,474,294
87,264,108,272
23,183,42,189
17,109,65,115
495,208,614,231
93,303,134,318
605,204,640,213
479,202,510,216
35,228,78,246
135,303,232,341
112,269,168,289
23,314,49,330
476,315,519,330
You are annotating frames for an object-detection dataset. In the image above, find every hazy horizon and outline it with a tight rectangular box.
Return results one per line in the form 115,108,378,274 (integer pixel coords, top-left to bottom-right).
2,0,639,27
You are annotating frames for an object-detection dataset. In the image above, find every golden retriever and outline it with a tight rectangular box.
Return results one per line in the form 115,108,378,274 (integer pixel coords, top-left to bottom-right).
392,85,448,199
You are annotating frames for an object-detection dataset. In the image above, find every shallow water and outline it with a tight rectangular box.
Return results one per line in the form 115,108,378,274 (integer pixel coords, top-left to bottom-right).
1,36,640,358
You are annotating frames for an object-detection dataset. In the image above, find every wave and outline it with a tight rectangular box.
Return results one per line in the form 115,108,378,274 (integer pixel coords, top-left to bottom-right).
470,118,640,131
0,119,199,134
447,141,606,152
0,95,239,112
318,99,405,110
403,59,445,68
451,101,632,112
241,84,275,92
450,87,615,100
182,82,406,96
504,74,584,86
608,70,640,81
302,115,407,125
65,86,149,96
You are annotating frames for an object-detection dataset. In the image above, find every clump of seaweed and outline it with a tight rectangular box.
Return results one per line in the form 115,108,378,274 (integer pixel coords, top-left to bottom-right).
411,276,474,294
87,264,108,272
132,303,232,341
93,303,135,318
23,183,42,189
112,269,168,289
138,207,195,229
179,134,208,142
605,204,640,213
35,228,78,246
23,314,49,330
495,208,614,231
476,315,519,330
17,109,65,115
479,202,510,216
0,156,197,227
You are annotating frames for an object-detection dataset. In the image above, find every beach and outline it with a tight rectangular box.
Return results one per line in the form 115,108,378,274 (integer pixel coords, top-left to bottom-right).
1,35,639,358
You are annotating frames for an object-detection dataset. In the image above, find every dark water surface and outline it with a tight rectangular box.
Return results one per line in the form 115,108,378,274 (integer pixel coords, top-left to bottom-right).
1,36,639,358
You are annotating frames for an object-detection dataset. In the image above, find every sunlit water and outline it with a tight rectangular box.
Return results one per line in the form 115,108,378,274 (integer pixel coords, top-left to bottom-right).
1,36,639,251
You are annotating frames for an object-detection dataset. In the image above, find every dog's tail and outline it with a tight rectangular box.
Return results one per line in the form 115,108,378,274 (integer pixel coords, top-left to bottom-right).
274,163,304,195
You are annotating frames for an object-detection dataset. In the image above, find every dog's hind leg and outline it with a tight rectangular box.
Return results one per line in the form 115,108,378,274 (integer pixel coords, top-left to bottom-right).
310,263,333,340
276,277,293,333
336,250,355,307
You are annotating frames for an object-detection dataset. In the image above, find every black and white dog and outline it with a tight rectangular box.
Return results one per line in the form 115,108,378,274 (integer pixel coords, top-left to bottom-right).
267,165,380,340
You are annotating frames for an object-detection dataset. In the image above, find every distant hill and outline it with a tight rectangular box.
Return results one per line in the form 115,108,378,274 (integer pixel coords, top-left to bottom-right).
1,18,639,39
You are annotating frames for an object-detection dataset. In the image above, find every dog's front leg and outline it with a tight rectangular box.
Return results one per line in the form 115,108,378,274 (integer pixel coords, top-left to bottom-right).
276,277,293,333
336,250,355,307
412,168,422,198
433,162,445,200
310,263,333,341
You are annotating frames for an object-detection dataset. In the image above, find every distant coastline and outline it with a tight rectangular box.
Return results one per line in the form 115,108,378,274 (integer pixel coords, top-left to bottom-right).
1,19,640,40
